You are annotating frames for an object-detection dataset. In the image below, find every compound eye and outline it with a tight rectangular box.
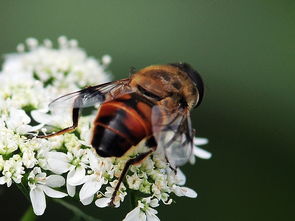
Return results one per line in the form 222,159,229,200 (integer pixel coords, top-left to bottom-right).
169,62,204,107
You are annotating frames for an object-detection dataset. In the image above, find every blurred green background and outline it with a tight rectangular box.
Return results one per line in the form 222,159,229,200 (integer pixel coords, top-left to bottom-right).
0,0,294,220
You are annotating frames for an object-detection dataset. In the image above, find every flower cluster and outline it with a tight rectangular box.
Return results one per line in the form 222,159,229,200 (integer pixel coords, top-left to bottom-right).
0,37,211,220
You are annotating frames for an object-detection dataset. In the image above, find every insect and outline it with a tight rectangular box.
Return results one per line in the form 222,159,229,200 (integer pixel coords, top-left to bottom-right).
38,62,204,205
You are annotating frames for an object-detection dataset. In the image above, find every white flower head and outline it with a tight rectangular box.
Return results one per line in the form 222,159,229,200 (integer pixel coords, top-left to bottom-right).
0,37,211,220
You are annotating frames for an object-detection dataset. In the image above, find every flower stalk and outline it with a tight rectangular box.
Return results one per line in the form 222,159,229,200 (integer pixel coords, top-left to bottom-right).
16,182,30,201
20,206,36,221
129,189,139,210
53,199,101,221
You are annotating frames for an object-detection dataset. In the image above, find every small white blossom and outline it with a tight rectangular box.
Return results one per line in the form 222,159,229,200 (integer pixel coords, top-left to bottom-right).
16,43,25,52
102,55,112,66
47,147,88,196
28,167,67,215
0,127,20,155
22,149,37,168
79,150,111,205
26,38,38,50
0,155,25,187
123,198,160,221
126,173,143,190
95,180,127,208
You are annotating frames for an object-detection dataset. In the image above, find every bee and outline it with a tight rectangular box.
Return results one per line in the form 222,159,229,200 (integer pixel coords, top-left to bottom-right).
38,62,204,205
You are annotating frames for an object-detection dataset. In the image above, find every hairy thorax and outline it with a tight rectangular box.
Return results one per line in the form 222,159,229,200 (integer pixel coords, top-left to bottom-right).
130,65,198,109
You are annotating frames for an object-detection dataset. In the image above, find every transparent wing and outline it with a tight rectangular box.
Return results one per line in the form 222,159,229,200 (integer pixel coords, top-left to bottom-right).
152,105,194,168
49,79,131,110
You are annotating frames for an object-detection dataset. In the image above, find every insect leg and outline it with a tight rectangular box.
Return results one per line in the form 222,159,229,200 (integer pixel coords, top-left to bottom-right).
109,137,156,206
165,155,178,174
37,104,80,139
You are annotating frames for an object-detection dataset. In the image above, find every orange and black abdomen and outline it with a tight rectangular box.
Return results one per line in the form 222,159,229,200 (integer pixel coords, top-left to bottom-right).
91,93,153,157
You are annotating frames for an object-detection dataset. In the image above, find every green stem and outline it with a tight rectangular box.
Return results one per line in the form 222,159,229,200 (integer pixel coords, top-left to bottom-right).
16,183,30,201
53,199,102,221
16,182,36,221
129,190,138,210
20,206,36,221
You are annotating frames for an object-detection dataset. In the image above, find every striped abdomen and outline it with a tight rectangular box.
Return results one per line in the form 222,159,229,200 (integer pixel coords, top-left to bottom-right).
91,93,153,157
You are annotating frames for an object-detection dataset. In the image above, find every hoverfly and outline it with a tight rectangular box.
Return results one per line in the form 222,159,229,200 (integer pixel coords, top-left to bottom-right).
38,62,204,205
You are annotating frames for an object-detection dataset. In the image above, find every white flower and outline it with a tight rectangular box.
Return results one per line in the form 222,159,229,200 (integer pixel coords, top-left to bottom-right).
36,144,51,170
0,127,20,155
28,167,67,215
22,149,37,168
123,198,160,221
0,155,24,187
101,55,112,66
19,137,54,169
5,108,43,134
95,180,127,208
126,173,143,190
79,150,111,205
47,147,88,196
19,137,53,170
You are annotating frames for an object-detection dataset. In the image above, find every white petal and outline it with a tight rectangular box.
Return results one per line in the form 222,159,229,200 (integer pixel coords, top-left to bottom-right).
146,209,160,221
123,207,143,221
27,123,45,132
0,177,6,185
193,146,212,159
149,199,159,208
67,167,86,186
88,150,100,171
189,154,196,164
66,181,76,197
31,109,50,124
30,186,46,216
79,179,103,201
183,187,197,198
194,137,208,146
174,186,198,198
6,108,31,131
95,197,111,208
175,169,186,185
46,175,65,188
80,195,94,205
47,152,70,174
41,185,67,198
17,125,33,134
